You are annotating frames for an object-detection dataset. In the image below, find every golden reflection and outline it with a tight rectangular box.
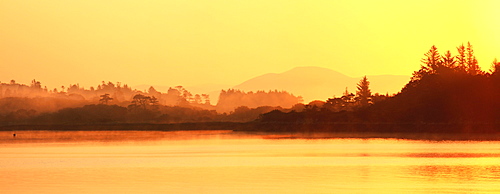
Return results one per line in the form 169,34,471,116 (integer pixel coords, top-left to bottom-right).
406,153,500,158
408,165,500,182
3,132,500,193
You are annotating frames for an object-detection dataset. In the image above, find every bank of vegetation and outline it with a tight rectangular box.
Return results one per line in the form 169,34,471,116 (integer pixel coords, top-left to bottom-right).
1,43,499,135
258,43,500,133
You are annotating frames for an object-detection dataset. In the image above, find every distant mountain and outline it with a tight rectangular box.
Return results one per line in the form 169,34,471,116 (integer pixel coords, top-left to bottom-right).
133,66,410,104
232,66,410,103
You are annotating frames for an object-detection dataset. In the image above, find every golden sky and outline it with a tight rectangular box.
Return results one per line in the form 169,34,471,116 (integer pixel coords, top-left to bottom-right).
1,0,499,90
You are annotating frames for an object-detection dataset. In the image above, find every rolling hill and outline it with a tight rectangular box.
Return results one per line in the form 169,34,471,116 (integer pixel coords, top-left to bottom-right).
135,66,411,104
232,66,410,103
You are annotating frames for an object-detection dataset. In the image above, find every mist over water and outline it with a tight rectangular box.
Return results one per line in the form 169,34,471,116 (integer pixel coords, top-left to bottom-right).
1,131,500,193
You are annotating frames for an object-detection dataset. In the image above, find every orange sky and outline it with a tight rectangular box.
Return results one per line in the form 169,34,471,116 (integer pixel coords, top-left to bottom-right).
1,0,499,92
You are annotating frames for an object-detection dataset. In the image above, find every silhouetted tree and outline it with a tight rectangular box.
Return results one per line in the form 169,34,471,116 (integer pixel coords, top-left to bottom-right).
491,58,500,76
30,79,42,89
150,96,159,110
356,76,371,107
441,50,456,69
130,94,151,109
324,88,357,112
99,93,113,105
466,42,482,75
412,45,441,81
456,43,467,72
341,88,355,103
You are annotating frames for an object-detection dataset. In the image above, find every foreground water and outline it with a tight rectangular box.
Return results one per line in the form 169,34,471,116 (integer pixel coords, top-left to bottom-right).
1,130,500,193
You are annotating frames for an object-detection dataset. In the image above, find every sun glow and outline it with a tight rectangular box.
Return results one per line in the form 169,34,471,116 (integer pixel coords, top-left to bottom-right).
1,0,498,92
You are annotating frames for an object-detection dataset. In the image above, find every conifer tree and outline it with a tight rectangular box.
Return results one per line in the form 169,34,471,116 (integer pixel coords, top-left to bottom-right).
412,45,441,81
456,43,467,72
466,42,481,75
441,50,456,69
422,45,442,72
356,76,371,107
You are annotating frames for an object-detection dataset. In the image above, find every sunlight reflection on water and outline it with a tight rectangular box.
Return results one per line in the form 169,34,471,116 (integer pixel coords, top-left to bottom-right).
1,130,500,193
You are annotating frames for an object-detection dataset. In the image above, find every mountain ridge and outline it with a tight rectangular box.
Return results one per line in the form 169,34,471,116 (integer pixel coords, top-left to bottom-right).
135,66,410,104
232,66,410,102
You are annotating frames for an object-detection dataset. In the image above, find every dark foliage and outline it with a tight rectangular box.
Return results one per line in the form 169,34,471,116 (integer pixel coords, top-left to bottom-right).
32,104,128,124
2,43,498,134
258,44,500,133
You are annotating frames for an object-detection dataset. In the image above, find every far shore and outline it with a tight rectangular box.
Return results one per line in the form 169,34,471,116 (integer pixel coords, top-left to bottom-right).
1,122,500,141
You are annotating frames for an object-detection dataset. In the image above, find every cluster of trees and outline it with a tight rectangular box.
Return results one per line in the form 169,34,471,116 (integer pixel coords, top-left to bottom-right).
0,81,218,123
407,42,493,88
389,43,499,125
0,79,304,124
4,43,497,134
259,43,500,133
216,89,303,113
0,80,210,107
318,76,390,112
0,80,47,98
258,76,387,122
0,87,295,124
284,76,390,113
0,79,304,114
5,103,285,125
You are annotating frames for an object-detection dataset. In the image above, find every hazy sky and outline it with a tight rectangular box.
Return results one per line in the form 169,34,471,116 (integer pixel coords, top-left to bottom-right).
1,0,499,91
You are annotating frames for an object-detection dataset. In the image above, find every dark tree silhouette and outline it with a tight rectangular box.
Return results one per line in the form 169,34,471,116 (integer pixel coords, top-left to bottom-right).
456,43,467,72
491,58,500,75
30,79,42,89
258,43,500,134
441,50,456,69
99,93,113,105
423,45,442,69
412,45,441,81
323,88,357,112
466,42,481,75
131,94,151,109
356,76,371,107
150,96,159,110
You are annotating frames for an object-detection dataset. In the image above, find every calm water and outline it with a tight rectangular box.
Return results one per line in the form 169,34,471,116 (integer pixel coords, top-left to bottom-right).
1,130,500,193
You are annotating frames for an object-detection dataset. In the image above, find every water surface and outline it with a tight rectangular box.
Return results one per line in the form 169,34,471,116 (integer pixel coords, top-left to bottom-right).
1,131,500,193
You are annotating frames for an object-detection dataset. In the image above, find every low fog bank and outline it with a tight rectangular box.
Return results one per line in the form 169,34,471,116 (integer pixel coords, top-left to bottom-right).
0,80,303,124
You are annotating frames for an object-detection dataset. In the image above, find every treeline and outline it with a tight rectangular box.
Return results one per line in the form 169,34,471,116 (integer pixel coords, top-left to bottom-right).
0,83,211,121
259,43,500,133
0,81,211,107
0,82,301,124
216,89,303,112
7,43,497,134
0,79,302,119
2,103,289,125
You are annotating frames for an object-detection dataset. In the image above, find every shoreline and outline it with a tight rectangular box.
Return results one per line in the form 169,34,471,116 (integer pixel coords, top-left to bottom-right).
1,122,500,141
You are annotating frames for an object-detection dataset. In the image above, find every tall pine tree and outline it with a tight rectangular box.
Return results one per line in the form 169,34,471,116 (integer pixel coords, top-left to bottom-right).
356,76,371,107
